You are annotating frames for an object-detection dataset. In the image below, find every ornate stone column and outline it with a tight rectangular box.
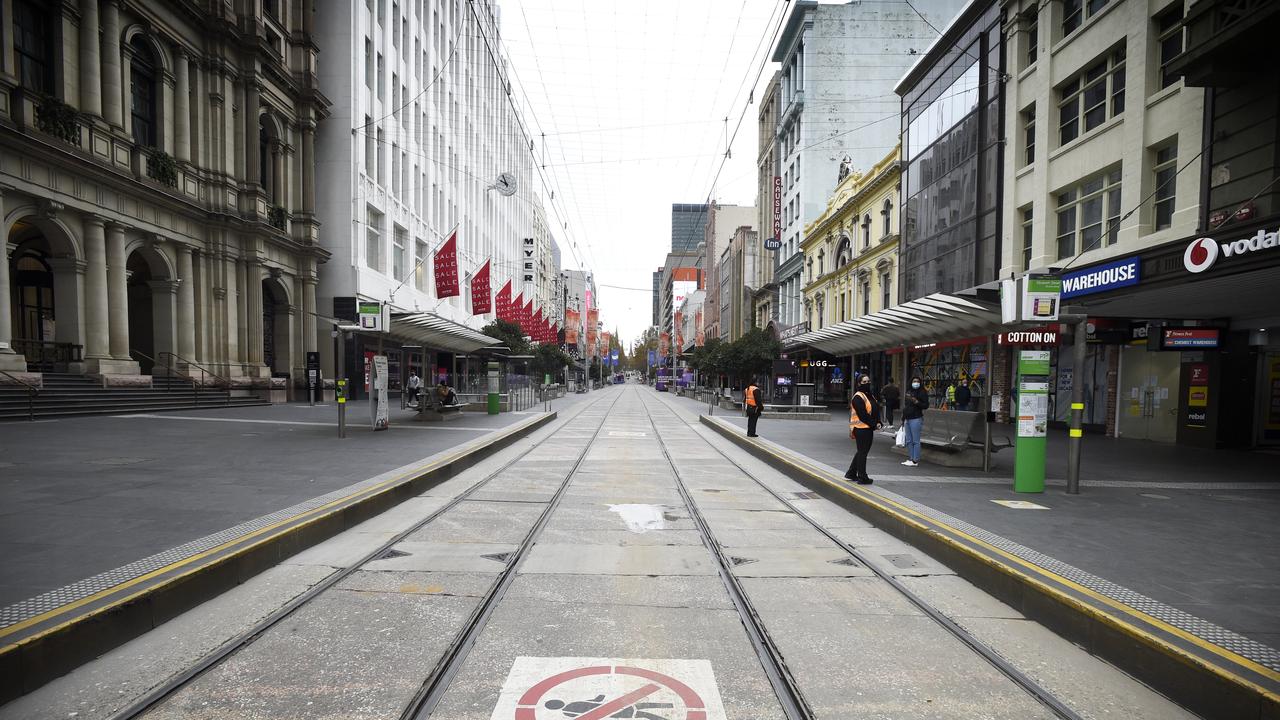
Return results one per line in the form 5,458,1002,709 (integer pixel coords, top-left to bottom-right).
224,252,240,370
175,243,196,359
100,0,123,128
235,257,248,364
245,259,263,366
81,216,111,362
243,81,260,187
105,222,130,360
174,47,191,163
78,0,102,117
300,123,315,214
0,237,24,371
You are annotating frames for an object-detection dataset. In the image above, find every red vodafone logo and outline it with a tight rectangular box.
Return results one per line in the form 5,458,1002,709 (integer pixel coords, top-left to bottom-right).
1183,237,1218,274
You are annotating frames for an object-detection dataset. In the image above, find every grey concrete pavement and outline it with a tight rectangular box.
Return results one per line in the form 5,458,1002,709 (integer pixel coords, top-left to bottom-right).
0,394,591,609
665,391,1280,652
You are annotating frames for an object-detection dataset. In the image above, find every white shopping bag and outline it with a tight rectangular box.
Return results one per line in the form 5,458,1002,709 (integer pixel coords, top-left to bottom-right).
895,426,906,447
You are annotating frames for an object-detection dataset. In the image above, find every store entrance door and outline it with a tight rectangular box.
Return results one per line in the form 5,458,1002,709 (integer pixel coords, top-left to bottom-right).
1118,346,1181,442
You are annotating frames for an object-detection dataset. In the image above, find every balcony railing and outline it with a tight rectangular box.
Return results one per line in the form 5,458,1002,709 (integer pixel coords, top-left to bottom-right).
268,205,288,230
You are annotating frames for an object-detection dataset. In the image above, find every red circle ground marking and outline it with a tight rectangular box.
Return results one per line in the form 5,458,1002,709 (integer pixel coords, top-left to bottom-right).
514,664,707,720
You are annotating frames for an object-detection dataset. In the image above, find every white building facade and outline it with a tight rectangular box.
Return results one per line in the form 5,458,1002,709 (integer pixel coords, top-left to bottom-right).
314,0,539,373
771,0,966,328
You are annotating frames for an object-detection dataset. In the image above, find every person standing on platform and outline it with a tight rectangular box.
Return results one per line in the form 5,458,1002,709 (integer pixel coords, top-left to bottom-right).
955,380,972,412
881,377,900,427
845,375,882,484
744,381,763,437
407,371,422,408
901,376,929,467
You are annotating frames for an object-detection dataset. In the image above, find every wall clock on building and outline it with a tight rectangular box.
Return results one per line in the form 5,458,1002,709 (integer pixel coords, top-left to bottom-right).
492,172,517,196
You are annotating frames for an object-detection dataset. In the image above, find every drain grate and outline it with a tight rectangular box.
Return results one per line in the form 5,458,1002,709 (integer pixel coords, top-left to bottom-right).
481,552,512,564
728,556,758,567
377,548,410,560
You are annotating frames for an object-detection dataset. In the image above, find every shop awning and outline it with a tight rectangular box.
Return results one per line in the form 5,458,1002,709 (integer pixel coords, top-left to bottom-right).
787,293,1004,356
389,312,503,354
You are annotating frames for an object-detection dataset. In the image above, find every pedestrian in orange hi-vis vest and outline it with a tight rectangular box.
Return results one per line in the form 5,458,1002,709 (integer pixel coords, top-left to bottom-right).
744,382,763,437
845,375,883,485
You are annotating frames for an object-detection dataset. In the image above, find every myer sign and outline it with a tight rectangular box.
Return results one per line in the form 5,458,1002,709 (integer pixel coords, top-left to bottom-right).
1184,227,1280,273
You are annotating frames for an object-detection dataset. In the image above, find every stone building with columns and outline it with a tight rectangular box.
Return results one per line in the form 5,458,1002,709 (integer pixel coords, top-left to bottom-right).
0,0,328,396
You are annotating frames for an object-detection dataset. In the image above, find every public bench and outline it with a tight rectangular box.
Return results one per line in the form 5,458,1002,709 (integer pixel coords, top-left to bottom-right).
893,409,1011,467
417,401,470,422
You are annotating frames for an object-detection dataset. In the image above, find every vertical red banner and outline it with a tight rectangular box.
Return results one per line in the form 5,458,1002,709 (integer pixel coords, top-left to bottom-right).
495,281,512,322
433,231,459,298
470,259,491,315
564,310,579,345
533,308,544,343
511,293,523,330
523,298,534,335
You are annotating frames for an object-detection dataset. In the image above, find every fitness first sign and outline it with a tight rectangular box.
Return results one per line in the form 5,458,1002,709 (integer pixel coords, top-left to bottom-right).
1184,227,1280,273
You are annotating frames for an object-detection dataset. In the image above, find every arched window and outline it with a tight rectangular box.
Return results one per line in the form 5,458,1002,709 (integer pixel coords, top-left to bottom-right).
861,214,871,250
882,198,893,236
129,37,159,148
835,237,852,267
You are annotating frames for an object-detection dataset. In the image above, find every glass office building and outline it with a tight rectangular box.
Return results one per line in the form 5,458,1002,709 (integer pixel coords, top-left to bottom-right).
671,203,709,253
898,4,1003,302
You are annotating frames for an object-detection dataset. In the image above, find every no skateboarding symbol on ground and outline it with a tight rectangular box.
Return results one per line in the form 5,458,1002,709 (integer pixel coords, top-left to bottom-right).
491,657,727,720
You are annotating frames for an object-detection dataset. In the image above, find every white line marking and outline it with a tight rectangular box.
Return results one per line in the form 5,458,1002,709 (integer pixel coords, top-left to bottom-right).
113,414,497,431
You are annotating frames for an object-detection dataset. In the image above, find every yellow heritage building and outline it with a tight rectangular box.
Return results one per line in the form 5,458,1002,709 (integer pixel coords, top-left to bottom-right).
800,146,901,332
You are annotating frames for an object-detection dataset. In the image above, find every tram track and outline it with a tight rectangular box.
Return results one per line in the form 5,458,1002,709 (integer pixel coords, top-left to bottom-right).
638,389,1084,720
109,390,622,720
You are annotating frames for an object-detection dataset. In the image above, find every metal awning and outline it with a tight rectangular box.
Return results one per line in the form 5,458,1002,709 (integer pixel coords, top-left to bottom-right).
787,293,1003,356
389,312,502,354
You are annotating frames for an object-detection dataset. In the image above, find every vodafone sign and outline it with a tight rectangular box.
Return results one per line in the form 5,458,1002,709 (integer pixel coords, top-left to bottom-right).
1184,227,1279,273
1183,237,1218,273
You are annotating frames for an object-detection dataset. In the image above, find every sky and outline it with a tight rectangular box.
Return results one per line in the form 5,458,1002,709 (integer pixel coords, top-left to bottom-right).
498,0,791,348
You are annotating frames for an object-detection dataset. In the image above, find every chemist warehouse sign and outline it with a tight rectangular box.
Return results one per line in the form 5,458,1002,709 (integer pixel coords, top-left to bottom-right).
1061,256,1141,299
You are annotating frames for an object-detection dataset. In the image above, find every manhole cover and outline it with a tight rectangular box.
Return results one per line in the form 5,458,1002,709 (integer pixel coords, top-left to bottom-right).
882,554,925,569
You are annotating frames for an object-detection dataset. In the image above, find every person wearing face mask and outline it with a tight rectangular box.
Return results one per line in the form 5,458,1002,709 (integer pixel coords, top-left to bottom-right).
900,375,929,467
845,375,883,484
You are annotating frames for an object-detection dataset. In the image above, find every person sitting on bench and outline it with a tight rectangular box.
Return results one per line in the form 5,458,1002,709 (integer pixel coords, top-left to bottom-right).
434,382,460,409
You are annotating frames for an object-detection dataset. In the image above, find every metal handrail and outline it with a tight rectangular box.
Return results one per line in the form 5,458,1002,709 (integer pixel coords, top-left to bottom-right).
0,368,40,421
157,351,229,389
158,351,234,407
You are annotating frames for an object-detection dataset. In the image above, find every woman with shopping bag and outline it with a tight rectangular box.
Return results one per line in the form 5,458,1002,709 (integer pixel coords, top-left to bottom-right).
845,375,882,485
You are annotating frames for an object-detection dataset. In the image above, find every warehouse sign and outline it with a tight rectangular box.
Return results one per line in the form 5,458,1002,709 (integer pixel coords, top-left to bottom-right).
1061,256,1140,298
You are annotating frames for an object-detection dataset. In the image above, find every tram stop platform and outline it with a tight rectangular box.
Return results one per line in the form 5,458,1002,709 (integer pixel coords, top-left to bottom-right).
0,395,594,698
672,394,1280,694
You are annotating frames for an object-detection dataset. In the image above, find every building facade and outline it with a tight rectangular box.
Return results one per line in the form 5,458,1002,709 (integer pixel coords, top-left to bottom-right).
1,0,327,395
700,202,754,342
314,0,538,379
670,203,707,253
754,73,782,331
801,147,901,332
720,224,758,342
771,0,966,328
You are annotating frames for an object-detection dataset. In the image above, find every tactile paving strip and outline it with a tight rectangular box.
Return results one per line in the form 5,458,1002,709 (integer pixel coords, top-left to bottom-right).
0,457,442,630
868,484,1280,673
